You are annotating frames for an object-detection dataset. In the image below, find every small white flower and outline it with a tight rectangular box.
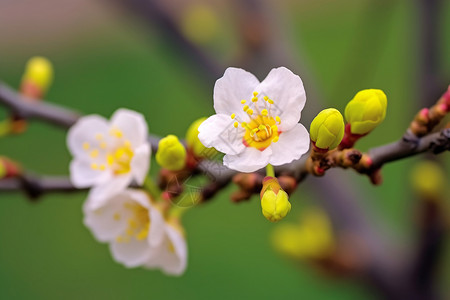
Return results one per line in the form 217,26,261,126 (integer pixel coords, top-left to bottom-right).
67,108,150,209
83,189,188,276
198,67,310,172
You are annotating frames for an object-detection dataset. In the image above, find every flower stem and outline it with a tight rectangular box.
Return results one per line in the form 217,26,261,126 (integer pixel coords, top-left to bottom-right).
266,164,275,177
143,176,161,200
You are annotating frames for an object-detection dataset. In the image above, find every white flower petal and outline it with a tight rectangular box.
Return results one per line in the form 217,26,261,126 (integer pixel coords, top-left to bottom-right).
87,175,132,210
125,189,152,209
268,123,310,166
144,225,187,276
255,67,306,131
165,226,187,273
148,207,166,247
223,147,272,172
83,193,133,242
67,115,109,159
110,108,148,147
198,114,246,155
130,143,151,185
214,67,259,120
69,159,111,188
110,238,152,268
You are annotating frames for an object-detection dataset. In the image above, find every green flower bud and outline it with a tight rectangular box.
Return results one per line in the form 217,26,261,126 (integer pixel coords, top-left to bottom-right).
260,177,291,222
186,117,218,159
310,108,345,150
345,89,387,135
21,56,53,94
156,135,187,171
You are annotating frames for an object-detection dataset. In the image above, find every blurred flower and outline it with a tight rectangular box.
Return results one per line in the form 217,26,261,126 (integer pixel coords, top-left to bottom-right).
156,135,187,171
0,159,6,179
260,177,291,222
67,109,150,209
181,4,219,45
410,160,446,199
186,117,218,159
310,108,345,150
84,189,187,276
21,56,53,96
271,208,334,260
198,67,309,172
345,89,387,135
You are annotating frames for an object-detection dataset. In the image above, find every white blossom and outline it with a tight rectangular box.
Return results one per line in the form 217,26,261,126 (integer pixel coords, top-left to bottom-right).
84,189,187,276
67,108,150,209
198,67,310,172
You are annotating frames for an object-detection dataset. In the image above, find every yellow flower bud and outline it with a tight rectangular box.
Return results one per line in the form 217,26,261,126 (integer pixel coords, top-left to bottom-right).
0,159,6,179
345,89,387,135
156,135,187,171
271,208,334,260
181,4,219,45
21,56,54,94
186,117,218,158
260,177,291,222
410,160,446,199
310,108,345,150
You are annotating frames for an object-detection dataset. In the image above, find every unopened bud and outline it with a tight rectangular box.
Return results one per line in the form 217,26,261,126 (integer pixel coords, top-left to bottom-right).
21,56,54,96
310,108,345,150
186,117,218,158
260,177,291,222
345,89,387,135
271,208,334,260
156,135,187,171
410,160,446,199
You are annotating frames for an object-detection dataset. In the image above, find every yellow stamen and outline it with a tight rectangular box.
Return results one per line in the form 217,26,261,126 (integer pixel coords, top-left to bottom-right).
276,116,281,123
263,96,269,101
115,148,125,159
243,105,249,112
100,142,107,149
241,99,246,104
90,149,99,158
272,136,279,143
128,219,137,229
233,121,239,128
99,164,106,171
107,154,114,166
231,113,236,119
110,128,123,138
253,91,258,97
95,133,103,140
83,142,90,150
247,109,254,115
113,213,121,221
251,97,258,102
136,228,148,240
261,109,268,116
268,99,274,104
167,241,175,253
91,163,98,170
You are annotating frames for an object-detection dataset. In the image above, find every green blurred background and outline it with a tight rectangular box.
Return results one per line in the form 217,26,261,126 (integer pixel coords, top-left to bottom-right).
0,0,449,299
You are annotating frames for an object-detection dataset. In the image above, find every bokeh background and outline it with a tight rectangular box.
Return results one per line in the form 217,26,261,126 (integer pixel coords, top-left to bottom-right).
0,0,449,299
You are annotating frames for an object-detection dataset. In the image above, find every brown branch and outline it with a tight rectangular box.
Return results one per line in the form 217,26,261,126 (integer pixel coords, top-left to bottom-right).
0,81,80,128
113,0,223,84
0,175,80,199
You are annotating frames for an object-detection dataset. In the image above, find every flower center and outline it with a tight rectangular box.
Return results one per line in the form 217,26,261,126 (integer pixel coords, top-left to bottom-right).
231,92,281,151
82,128,134,175
115,202,150,243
